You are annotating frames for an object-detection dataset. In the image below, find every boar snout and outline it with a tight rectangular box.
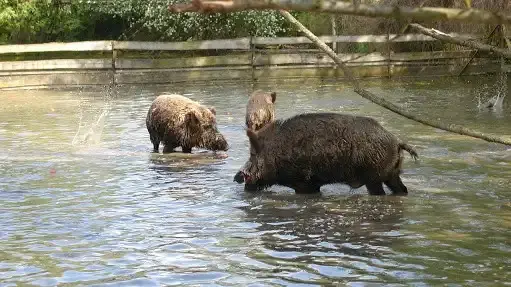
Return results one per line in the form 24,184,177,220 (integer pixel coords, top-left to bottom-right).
212,133,229,151
234,170,245,183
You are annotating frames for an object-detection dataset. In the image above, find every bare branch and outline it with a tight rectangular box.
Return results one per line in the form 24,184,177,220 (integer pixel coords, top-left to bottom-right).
410,23,511,59
279,10,511,146
169,0,511,25
503,25,511,49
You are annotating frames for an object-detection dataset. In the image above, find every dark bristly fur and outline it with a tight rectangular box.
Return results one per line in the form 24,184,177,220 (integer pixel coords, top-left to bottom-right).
146,94,229,153
234,112,418,195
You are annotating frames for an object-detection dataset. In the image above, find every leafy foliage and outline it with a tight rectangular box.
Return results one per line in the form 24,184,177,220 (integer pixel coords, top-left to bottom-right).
1,0,501,44
82,0,290,40
0,0,88,43
0,0,290,44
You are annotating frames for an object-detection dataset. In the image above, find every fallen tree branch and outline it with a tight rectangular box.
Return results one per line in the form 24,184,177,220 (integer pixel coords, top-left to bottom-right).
169,0,511,26
389,0,432,42
279,10,511,146
457,25,500,76
410,23,511,59
503,25,511,49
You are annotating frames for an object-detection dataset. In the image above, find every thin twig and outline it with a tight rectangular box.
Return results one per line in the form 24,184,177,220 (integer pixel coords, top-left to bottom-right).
279,10,511,146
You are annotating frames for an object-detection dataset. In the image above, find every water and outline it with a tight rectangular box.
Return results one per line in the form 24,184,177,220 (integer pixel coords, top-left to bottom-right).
1,76,510,286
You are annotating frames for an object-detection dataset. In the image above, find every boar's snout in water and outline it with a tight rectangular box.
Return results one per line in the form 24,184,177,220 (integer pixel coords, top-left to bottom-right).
234,112,418,195
146,94,229,153
210,132,229,152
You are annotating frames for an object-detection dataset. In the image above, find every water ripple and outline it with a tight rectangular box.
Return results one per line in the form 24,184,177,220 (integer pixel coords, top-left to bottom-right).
0,78,510,286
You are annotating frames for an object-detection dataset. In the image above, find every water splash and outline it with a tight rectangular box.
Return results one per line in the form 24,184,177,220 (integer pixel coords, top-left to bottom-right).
72,83,116,147
475,69,507,117
72,107,110,146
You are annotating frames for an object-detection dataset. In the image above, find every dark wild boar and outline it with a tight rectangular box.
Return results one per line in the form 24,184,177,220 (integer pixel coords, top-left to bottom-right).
234,112,418,195
245,90,277,131
146,94,229,153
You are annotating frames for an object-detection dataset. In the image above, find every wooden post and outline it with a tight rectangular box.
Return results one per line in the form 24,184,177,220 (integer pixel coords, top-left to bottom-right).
331,15,337,53
111,41,117,85
250,36,256,82
500,25,509,100
499,25,505,73
386,25,391,79
331,15,338,71
503,0,510,100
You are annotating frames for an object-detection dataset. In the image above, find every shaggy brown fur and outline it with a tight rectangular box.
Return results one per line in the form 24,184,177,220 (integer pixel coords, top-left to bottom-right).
146,94,228,153
234,112,418,195
245,90,277,131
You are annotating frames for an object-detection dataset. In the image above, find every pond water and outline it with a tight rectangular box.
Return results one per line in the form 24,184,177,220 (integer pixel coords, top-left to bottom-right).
0,76,510,286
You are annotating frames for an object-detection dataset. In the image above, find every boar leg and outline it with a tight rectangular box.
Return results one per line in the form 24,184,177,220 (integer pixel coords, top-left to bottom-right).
292,182,321,194
384,175,408,195
149,134,160,152
365,182,386,195
162,141,178,153
233,171,245,183
182,146,192,153
244,184,263,192
151,140,159,153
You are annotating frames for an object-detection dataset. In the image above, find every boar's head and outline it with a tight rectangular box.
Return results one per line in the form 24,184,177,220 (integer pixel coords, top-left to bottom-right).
234,128,275,190
185,107,229,151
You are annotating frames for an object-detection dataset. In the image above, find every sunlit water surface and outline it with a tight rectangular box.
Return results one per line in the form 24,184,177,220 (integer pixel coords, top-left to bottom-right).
1,76,510,286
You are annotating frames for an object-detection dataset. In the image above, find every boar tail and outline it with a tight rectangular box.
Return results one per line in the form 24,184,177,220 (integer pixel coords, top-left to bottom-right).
399,143,419,162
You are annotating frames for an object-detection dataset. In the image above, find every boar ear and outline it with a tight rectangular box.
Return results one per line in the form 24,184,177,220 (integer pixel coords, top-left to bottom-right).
185,111,200,128
246,128,261,153
208,107,216,116
266,92,277,104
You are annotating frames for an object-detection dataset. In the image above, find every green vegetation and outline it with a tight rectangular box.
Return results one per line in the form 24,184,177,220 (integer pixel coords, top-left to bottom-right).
0,0,383,46
0,0,505,55
0,0,87,43
0,0,293,44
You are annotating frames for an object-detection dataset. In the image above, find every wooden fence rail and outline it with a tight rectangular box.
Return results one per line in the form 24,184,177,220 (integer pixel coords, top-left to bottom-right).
0,50,484,72
0,34,508,88
0,33,482,55
0,41,113,54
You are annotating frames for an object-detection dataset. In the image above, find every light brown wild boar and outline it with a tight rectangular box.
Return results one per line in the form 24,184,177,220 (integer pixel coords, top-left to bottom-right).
146,94,228,153
245,90,277,131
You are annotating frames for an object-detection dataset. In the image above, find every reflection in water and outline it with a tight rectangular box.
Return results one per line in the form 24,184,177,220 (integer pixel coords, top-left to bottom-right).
0,76,510,285
239,194,405,260
147,152,228,189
